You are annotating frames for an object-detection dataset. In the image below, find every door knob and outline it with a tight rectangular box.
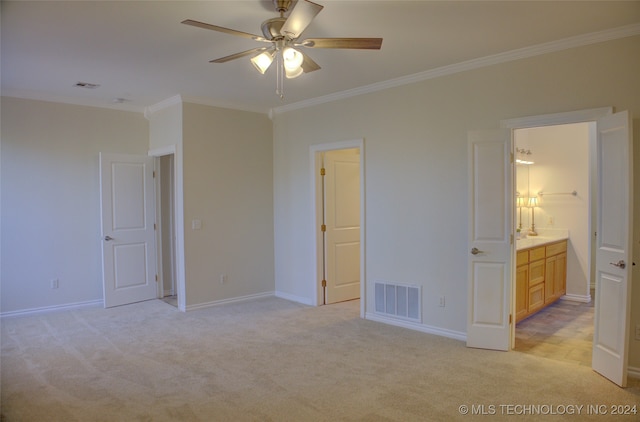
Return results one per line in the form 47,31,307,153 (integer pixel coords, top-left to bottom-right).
104,236,114,241
609,260,626,269
471,247,484,255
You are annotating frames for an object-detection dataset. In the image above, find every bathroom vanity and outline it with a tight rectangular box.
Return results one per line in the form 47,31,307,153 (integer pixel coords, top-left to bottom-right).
515,235,568,323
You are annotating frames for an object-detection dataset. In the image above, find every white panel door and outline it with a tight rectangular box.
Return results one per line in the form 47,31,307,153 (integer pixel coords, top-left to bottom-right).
324,149,360,304
467,130,512,350
100,153,157,308
592,111,633,387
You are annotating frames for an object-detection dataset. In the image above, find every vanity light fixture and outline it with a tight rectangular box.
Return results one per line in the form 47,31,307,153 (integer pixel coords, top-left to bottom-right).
527,196,539,236
516,148,534,165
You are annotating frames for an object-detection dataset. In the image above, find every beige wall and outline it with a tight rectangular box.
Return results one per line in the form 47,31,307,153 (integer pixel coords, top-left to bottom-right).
182,102,274,307
1,98,149,312
273,36,640,368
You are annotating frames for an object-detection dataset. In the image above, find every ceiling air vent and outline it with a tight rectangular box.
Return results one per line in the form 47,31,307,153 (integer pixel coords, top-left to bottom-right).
74,82,100,89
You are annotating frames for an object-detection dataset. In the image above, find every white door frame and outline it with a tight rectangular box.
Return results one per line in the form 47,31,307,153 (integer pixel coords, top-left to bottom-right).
149,144,187,311
500,107,613,346
310,139,365,317
154,154,177,298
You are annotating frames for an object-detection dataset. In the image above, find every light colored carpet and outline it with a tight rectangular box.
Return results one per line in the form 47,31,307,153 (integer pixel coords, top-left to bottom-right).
1,297,639,421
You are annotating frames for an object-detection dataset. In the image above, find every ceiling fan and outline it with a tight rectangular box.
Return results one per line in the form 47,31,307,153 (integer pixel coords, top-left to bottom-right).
182,0,383,98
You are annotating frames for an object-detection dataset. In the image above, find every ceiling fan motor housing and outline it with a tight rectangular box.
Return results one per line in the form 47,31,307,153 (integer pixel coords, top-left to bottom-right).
261,17,286,40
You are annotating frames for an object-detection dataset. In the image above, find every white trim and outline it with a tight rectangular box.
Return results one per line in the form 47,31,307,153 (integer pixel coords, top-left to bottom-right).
185,291,274,312
310,139,366,318
148,144,177,157
628,366,640,380
275,291,314,306
1,300,102,318
5,24,638,117
271,24,640,115
366,312,466,342
154,157,165,299
144,95,183,119
560,294,592,303
148,143,186,312
500,107,612,129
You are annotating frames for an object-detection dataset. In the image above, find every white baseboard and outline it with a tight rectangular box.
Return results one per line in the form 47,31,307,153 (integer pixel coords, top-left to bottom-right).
365,312,466,342
1,299,103,318
628,366,640,380
274,291,314,306
561,293,592,303
185,291,275,312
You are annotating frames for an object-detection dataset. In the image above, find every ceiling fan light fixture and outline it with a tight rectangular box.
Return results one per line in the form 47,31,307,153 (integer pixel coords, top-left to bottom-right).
250,50,275,74
282,47,304,79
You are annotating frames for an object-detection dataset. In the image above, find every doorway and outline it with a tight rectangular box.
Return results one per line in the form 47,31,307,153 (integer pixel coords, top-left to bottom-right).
501,108,633,387
513,123,594,364
311,140,365,316
158,154,178,307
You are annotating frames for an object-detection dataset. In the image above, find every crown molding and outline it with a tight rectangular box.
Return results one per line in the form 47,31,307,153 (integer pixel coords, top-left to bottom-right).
143,95,183,119
5,23,638,118
270,23,640,116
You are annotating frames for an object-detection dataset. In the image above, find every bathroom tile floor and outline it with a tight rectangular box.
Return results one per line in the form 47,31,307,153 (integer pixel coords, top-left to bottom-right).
515,292,594,367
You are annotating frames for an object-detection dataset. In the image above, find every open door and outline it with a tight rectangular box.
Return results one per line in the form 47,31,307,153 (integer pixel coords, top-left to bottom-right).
467,130,513,350
592,111,633,387
323,149,360,304
100,153,158,308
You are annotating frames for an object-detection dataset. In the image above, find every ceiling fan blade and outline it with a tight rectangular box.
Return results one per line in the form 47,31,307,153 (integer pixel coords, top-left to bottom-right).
300,52,321,74
182,19,269,43
210,47,270,63
302,38,383,50
280,0,324,39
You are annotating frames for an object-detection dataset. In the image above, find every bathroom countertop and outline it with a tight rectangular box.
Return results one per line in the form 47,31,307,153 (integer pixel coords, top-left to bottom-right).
516,229,568,251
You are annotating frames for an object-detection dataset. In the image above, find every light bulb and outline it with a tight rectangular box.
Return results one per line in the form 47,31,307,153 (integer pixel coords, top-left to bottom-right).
282,47,303,78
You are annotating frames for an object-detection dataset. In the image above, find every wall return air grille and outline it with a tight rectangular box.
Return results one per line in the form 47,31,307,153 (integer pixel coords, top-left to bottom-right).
374,281,421,322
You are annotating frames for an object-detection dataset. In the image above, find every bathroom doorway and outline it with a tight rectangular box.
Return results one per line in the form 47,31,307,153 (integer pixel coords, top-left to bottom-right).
513,122,594,365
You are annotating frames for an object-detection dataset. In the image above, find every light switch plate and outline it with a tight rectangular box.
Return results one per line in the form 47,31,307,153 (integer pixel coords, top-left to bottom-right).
192,219,202,230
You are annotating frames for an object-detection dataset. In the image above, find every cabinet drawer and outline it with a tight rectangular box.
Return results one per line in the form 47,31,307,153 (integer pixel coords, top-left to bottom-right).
529,259,545,286
546,240,567,257
529,246,546,261
516,251,528,267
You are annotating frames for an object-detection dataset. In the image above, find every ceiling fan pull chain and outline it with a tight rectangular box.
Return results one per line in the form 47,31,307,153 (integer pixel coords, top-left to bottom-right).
276,53,285,99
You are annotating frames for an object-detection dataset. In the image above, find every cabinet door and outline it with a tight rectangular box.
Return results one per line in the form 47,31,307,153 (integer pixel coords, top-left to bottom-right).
545,255,557,304
554,252,567,297
516,265,528,322
528,283,545,313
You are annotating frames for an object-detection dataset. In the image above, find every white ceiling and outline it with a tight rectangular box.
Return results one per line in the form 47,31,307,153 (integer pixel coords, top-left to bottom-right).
2,1,639,114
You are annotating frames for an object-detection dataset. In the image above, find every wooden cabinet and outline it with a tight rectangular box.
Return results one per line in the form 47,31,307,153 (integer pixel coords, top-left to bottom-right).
515,258,528,321
515,239,567,323
545,251,567,303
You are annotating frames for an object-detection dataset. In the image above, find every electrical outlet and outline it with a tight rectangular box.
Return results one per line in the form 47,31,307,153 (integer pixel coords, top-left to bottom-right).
50,279,59,289
547,216,554,226
220,274,227,284
635,324,640,341
439,296,445,307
